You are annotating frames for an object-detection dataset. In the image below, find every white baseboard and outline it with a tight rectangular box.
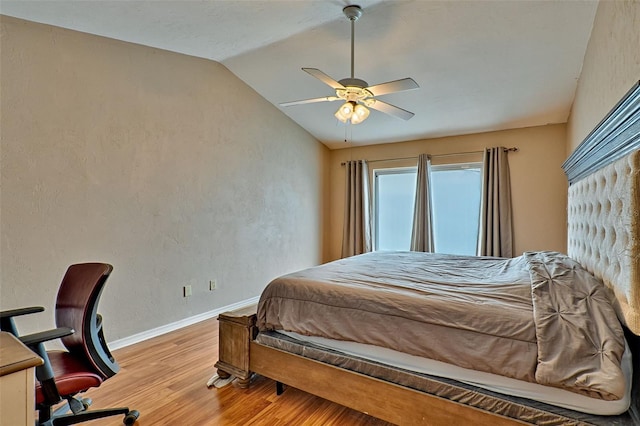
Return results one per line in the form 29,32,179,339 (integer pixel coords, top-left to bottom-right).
108,296,260,350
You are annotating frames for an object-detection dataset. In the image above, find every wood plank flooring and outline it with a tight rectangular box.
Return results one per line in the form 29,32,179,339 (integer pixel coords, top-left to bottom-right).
81,317,392,425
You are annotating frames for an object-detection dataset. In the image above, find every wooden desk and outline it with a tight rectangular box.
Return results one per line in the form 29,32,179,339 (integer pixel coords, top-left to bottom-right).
0,331,43,425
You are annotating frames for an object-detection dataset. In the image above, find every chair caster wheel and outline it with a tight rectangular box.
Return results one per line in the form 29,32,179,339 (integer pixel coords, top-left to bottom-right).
123,409,140,425
81,398,92,410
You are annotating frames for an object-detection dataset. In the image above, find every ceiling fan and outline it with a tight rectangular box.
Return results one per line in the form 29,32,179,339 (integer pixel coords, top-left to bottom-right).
280,4,419,125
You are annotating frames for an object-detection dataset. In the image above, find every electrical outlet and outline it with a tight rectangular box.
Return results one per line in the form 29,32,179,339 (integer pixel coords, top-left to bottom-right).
183,285,192,297
209,279,217,291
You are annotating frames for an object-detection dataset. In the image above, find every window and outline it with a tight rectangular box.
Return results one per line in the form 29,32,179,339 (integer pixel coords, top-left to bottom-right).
373,163,482,255
374,168,417,251
430,164,481,255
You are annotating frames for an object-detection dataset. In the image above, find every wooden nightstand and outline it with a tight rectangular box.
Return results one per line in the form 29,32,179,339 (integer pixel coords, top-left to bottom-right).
214,305,257,388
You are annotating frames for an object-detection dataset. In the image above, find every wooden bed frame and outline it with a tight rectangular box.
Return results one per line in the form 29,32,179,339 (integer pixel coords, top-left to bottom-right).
215,306,639,425
214,81,640,425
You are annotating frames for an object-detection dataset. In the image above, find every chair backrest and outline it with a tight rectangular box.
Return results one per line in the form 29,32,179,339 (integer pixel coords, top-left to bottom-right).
55,263,120,379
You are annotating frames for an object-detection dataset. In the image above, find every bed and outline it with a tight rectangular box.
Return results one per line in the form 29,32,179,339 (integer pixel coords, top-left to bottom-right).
214,81,640,425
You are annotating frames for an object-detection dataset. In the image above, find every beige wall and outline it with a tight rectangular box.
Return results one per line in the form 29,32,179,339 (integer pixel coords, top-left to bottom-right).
0,16,330,341
567,0,640,155
328,124,568,261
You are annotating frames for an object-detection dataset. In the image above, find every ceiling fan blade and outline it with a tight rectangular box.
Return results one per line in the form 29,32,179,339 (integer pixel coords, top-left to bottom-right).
280,96,340,107
366,78,419,97
302,68,345,90
368,99,415,120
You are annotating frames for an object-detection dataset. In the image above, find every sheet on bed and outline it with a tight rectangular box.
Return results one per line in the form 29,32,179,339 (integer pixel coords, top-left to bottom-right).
257,251,626,400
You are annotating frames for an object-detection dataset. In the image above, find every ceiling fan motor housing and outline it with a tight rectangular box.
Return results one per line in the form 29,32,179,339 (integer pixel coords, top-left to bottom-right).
338,77,368,88
336,86,373,104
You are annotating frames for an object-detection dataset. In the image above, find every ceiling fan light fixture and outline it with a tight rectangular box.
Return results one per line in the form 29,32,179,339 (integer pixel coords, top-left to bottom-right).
335,101,369,125
335,101,354,122
350,104,370,124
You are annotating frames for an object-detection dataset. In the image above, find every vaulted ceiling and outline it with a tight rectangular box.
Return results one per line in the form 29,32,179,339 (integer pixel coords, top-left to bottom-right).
0,1,598,149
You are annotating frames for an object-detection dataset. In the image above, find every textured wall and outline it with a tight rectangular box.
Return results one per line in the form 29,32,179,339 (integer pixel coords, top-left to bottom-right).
567,0,640,154
0,16,329,341
328,124,568,261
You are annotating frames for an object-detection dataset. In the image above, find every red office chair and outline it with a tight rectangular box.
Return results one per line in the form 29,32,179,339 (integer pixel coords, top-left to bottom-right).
0,263,139,425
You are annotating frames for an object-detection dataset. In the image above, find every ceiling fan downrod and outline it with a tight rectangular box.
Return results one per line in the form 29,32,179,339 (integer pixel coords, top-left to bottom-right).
343,5,362,80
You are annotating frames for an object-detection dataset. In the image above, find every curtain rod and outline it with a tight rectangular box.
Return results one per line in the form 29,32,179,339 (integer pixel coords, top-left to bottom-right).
341,147,518,166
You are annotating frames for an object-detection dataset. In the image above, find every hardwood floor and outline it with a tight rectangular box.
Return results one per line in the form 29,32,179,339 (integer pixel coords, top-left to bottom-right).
81,317,392,425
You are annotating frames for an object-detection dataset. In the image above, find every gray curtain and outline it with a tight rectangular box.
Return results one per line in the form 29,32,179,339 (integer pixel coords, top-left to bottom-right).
342,160,372,257
478,147,513,257
410,154,435,252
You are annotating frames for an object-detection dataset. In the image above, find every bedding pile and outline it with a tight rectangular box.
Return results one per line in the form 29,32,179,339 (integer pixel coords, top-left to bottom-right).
257,251,626,400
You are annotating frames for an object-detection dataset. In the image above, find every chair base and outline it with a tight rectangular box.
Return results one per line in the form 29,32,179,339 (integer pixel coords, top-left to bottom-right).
41,407,139,426
40,398,139,426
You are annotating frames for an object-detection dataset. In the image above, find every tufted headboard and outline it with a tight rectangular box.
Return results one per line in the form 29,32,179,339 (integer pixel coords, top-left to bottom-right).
567,150,640,334
563,81,640,335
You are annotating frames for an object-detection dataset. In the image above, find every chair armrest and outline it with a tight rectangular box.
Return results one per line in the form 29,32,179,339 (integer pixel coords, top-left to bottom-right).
0,306,44,319
19,327,74,347
0,306,45,335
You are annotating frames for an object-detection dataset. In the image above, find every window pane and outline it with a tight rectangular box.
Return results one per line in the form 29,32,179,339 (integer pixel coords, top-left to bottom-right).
431,167,481,255
375,170,416,251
